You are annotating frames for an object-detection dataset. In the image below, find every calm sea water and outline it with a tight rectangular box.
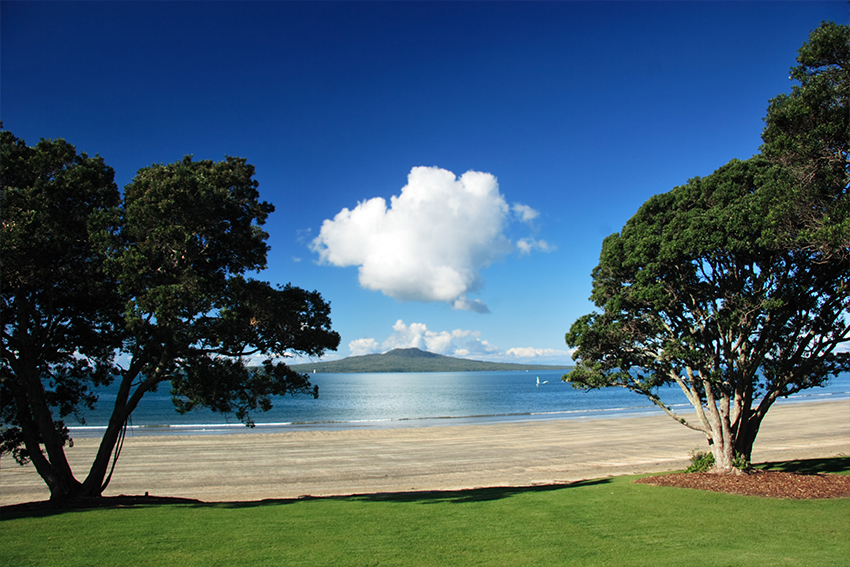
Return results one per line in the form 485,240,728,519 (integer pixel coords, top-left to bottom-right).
69,370,850,438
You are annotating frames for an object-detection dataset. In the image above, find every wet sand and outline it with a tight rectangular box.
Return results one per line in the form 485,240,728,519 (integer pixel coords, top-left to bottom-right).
2,399,847,506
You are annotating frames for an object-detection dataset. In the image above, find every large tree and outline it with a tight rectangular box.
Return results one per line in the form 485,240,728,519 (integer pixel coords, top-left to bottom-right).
761,21,849,257
565,158,848,471
564,23,850,472
1,133,340,501
1,132,125,496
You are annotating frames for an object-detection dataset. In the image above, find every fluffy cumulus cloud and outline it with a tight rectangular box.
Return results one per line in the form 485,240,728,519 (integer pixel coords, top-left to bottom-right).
348,338,380,356
349,320,500,357
311,166,550,312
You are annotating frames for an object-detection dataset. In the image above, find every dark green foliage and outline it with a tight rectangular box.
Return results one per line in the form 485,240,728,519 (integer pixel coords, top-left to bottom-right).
566,156,848,470
1,133,340,500
761,21,849,257
685,449,715,473
565,23,850,472
685,449,750,473
731,452,751,472
1,131,123,482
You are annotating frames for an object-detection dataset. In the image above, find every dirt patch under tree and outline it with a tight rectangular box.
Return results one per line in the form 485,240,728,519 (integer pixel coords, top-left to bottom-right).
636,470,850,499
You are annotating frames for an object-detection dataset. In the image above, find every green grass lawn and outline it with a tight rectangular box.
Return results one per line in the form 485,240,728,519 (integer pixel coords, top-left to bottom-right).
2,458,848,567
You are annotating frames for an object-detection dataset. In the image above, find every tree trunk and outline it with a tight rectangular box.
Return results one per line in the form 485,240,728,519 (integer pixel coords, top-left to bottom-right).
79,408,130,497
734,408,766,464
704,409,735,472
709,437,735,472
38,399,134,502
12,367,85,500
80,372,147,497
702,384,737,472
17,424,85,501
17,372,139,502
25,439,83,501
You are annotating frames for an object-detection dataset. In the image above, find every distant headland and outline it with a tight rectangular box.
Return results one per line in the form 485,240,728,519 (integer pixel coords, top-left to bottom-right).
289,347,572,373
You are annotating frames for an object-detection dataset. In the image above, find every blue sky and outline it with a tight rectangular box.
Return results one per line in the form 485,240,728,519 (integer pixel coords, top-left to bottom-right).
2,1,845,365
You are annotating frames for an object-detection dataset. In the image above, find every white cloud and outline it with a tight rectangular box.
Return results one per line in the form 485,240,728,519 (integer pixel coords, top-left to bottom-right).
453,338,500,357
512,203,539,223
348,321,574,365
349,338,380,356
350,320,499,358
506,347,573,359
311,166,544,312
516,237,554,255
452,297,490,314
383,320,431,351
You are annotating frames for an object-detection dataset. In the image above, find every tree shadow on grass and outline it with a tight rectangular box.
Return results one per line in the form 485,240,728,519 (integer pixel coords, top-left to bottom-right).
0,479,612,519
348,478,612,505
213,478,613,509
0,495,203,520
356,478,611,504
756,456,850,475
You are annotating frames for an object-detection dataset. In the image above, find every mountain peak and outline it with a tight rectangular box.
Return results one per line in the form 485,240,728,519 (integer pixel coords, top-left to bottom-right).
384,348,443,358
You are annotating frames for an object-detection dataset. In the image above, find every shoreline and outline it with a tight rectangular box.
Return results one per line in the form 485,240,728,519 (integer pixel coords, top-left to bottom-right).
64,391,849,438
2,399,848,506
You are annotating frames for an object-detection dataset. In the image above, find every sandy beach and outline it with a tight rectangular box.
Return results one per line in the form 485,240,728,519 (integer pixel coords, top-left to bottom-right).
2,399,848,506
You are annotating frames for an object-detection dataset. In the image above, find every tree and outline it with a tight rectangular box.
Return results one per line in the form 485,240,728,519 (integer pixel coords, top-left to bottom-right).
1,134,341,501
1,132,124,496
563,21,850,474
761,21,849,258
564,157,849,472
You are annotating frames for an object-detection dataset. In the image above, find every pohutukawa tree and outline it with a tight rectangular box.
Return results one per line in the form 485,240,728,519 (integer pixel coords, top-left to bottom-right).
1,132,340,501
761,21,849,259
564,22,849,473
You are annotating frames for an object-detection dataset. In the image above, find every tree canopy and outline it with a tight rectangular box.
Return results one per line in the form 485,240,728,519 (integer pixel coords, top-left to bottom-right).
1,133,124,489
761,21,849,257
1,133,340,500
564,22,849,472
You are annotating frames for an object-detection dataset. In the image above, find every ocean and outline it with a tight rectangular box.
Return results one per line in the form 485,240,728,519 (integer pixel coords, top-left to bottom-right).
67,369,850,438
